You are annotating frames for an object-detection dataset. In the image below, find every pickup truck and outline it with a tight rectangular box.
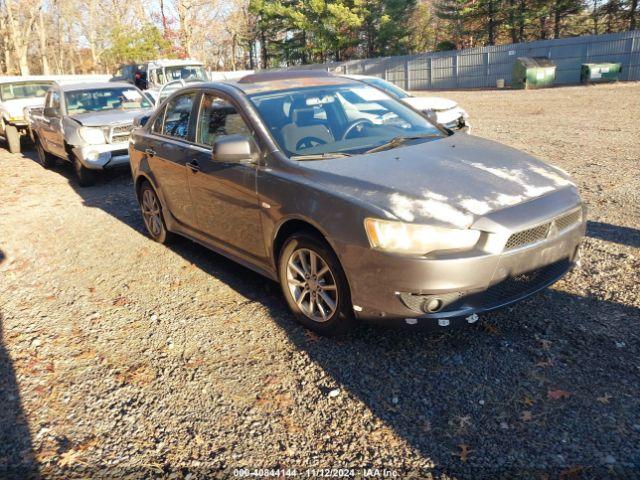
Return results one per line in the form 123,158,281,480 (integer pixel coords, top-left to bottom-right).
29,81,154,186
0,77,54,153
111,58,209,102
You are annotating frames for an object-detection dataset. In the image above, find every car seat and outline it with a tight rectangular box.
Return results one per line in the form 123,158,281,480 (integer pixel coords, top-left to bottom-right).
281,106,334,152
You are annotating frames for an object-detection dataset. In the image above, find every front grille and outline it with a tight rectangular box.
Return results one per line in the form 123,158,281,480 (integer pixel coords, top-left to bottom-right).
108,124,134,143
505,223,550,250
555,209,582,232
479,258,571,306
504,208,582,251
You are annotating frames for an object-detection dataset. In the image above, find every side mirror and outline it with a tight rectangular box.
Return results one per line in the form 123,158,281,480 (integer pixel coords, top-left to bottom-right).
43,107,59,117
133,113,151,127
212,135,258,164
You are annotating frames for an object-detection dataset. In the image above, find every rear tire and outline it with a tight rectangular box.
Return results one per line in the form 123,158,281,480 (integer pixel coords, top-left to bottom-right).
73,155,97,187
6,124,20,154
278,232,354,336
35,137,55,169
138,181,172,244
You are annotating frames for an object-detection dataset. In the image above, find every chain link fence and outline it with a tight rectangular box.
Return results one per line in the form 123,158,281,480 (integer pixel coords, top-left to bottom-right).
289,31,640,90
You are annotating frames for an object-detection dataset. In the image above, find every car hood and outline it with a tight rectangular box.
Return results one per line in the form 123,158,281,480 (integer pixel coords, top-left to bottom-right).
69,108,151,127
298,134,576,229
403,96,458,111
1,97,46,118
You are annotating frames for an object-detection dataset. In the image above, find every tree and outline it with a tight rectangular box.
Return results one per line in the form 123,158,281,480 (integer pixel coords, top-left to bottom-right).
2,0,41,75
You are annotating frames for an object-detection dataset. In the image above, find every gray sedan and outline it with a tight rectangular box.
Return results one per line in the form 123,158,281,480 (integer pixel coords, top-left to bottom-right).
129,71,586,335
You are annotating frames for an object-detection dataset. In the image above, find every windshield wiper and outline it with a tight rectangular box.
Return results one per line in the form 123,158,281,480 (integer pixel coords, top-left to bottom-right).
365,134,440,154
290,152,352,161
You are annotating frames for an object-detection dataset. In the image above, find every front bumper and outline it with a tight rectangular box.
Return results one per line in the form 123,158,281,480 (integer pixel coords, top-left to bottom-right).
342,201,586,324
435,108,470,133
72,142,130,170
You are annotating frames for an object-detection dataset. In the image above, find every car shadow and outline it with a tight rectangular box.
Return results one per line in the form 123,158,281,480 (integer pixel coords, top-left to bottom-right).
0,248,40,479
23,150,640,476
587,221,640,248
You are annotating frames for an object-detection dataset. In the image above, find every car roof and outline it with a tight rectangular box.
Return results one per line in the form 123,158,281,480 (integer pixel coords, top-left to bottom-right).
147,59,204,68
226,70,357,95
55,81,136,92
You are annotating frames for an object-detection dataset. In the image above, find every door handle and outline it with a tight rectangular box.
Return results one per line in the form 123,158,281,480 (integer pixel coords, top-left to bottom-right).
145,148,156,157
186,160,200,172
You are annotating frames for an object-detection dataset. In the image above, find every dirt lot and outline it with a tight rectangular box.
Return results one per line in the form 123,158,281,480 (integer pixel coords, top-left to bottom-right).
1,82,639,479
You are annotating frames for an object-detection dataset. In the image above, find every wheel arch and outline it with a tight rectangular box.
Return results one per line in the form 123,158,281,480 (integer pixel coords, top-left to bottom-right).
271,217,354,302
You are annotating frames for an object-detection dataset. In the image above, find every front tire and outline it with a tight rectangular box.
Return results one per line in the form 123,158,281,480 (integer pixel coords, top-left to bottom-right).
35,137,55,168
139,181,172,244
6,124,20,154
73,155,97,187
278,232,354,335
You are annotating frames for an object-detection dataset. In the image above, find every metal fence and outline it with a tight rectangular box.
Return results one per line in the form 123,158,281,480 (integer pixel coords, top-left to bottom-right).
291,31,640,90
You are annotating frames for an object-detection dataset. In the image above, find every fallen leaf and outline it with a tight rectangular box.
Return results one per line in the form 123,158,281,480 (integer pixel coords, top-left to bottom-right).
547,389,571,400
457,415,472,429
539,339,552,350
521,395,535,407
596,393,612,404
482,323,499,334
58,449,86,468
304,330,320,342
535,359,554,368
112,296,128,306
453,444,472,462
521,410,533,422
559,466,583,479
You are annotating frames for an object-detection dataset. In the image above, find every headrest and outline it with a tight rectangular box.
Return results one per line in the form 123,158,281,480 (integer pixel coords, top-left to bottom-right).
292,107,316,125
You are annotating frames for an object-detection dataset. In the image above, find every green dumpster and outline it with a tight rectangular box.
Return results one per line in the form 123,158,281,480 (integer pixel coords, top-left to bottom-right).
512,57,556,89
581,63,622,83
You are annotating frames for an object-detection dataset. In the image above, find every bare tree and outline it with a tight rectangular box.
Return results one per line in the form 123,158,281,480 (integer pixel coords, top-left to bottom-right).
2,0,42,75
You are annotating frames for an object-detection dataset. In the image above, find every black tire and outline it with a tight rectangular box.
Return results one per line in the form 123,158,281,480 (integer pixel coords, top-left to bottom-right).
278,232,354,336
6,124,20,154
138,181,172,244
35,136,55,169
73,155,97,187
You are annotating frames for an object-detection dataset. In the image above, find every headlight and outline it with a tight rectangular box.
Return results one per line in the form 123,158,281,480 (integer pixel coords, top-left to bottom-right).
78,127,106,145
364,218,480,255
424,109,438,123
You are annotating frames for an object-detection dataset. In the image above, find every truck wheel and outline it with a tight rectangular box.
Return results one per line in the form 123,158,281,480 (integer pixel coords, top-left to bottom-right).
6,124,21,154
73,155,97,187
35,137,55,169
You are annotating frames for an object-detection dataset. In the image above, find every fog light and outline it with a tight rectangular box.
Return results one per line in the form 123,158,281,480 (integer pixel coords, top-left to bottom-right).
424,298,444,313
85,150,100,161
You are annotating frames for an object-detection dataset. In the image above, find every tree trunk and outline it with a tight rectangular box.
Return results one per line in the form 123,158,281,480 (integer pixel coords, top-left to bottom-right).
553,0,562,39
630,0,638,30
488,0,496,45
509,0,518,43
260,29,268,69
37,9,49,74
519,0,526,40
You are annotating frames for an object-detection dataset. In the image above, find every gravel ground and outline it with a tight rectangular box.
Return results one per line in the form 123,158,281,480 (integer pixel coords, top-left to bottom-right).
1,82,639,479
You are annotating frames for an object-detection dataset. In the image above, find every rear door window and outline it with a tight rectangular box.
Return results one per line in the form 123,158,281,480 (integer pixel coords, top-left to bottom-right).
162,92,196,140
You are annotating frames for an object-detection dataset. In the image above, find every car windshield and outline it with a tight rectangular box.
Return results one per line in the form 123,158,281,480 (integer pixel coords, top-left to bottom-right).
361,77,410,99
0,81,52,101
65,87,152,115
161,65,208,84
249,83,444,158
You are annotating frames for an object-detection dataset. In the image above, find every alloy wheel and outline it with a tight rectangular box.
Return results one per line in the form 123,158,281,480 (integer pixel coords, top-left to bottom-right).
141,188,163,238
286,248,338,322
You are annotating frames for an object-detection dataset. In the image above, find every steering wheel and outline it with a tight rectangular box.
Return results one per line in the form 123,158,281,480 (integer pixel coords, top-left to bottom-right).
296,136,328,151
341,119,374,140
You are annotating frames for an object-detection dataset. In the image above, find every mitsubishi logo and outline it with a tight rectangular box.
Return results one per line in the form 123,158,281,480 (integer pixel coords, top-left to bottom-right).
547,221,559,238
